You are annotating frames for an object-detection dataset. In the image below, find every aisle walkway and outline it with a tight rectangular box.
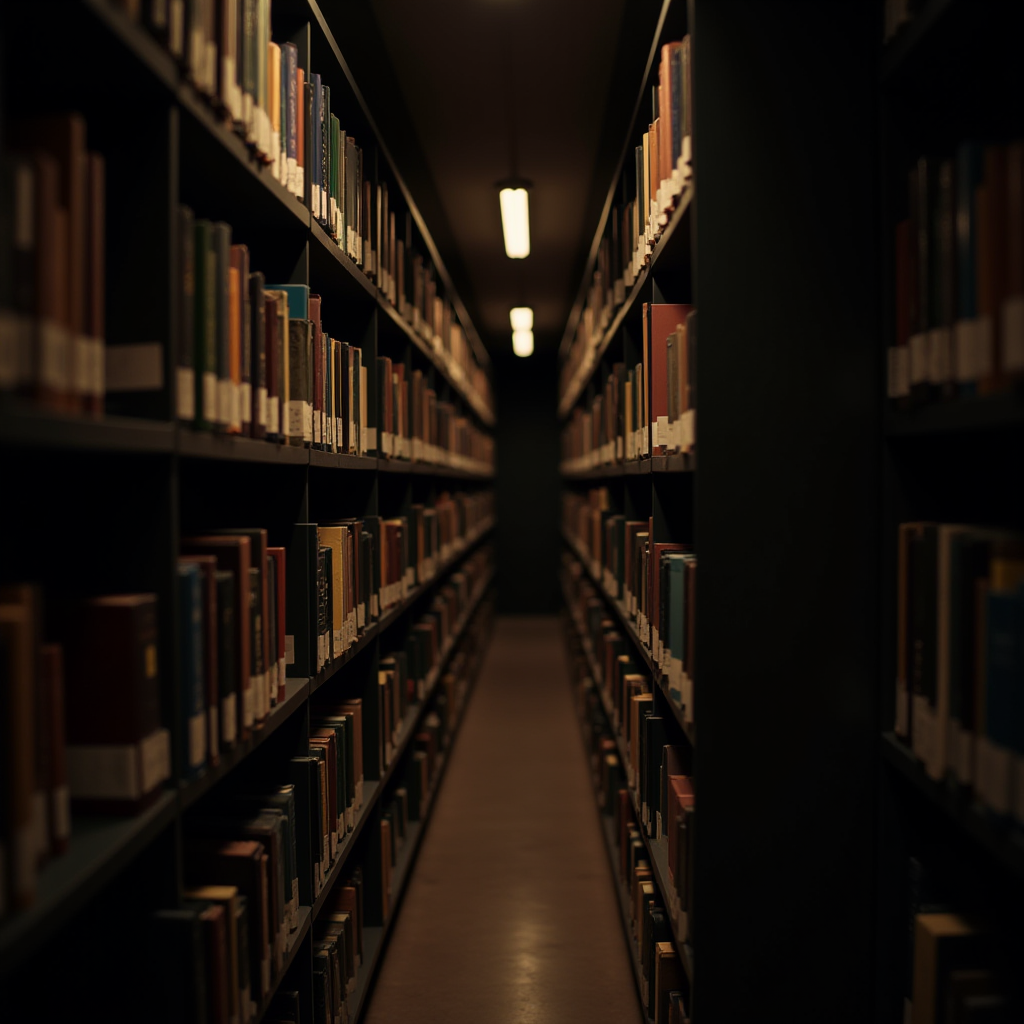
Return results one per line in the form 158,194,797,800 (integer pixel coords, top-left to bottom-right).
363,615,643,1024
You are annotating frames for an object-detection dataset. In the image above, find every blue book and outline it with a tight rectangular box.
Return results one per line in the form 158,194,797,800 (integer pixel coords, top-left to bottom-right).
177,562,207,779
264,283,309,320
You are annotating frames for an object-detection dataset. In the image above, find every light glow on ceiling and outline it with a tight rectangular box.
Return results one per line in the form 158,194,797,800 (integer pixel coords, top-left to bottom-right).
512,329,534,357
509,306,533,331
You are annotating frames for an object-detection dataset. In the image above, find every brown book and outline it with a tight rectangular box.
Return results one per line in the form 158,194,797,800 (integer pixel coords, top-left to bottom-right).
309,729,339,858
39,643,69,857
653,941,684,1024
267,546,287,703
64,594,169,813
911,914,984,1024
14,114,88,411
85,152,105,416
182,536,253,736
196,901,230,1024
184,839,271,1002
978,146,1008,394
179,554,221,767
0,601,37,910
183,885,240,1024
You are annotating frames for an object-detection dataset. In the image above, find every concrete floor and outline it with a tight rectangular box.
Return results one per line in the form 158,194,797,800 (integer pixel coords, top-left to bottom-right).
363,615,644,1024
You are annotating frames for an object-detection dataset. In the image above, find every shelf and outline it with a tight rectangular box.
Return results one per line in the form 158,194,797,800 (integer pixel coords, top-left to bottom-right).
559,186,694,419
177,428,311,464
562,455,693,481
377,458,493,481
0,789,179,976
311,626,379,695
0,402,176,454
563,539,695,747
566,611,695,984
884,393,1024,437
308,220,381,304
253,905,313,1024
180,677,311,810
880,733,1024,878
308,450,379,471
311,576,492,910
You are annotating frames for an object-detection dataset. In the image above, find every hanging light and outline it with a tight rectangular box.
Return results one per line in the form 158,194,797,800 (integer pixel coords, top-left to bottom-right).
512,330,534,357
499,187,530,259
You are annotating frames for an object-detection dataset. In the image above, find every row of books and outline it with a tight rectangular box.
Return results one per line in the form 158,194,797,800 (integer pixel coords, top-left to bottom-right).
887,141,1024,405
894,522,1024,824
374,353,493,473
179,534,288,780
902,857,1019,1024
566,596,694,942
562,305,697,472
312,875,363,1024
568,640,690,1024
0,588,172,916
177,214,494,470
308,494,493,675
560,39,693,412
563,491,696,725
0,117,106,415
376,547,492,774
124,0,493,419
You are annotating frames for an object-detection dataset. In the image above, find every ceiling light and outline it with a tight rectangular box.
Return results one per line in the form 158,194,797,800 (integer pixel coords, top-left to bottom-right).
510,307,533,331
512,329,534,357
499,187,530,259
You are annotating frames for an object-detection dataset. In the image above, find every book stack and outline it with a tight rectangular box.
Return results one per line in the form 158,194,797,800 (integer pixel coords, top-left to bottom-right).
133,0,493,422
313,871,365,1022
1,585,173,915
154,782,303,1023
375,355,494,473
562,306,697,472
560,38,693,410
569,647,688,1024
0,115,106,416
562,496,696,724
894,523,1024,822
887,141,1024,407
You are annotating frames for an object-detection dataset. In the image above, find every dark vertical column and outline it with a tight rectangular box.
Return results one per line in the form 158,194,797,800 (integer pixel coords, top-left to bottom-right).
494,346,561,613
689,1,878,1021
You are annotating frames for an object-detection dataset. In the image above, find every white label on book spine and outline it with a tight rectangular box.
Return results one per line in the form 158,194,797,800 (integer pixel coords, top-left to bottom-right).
177,367,195,419
1002,294,1024,373
66,727,170,801
953,319,975,383
314,414,321,445
285,634,295,666
72,334,91,395
39,321,70,391
908,332,928,386
203,370,218,420
257,386,268,428
217,378,232,425
222,693,237,746
188,712,206,768
303,401,313,442
241,382,252,426
231,381,242,430
285,399,303,438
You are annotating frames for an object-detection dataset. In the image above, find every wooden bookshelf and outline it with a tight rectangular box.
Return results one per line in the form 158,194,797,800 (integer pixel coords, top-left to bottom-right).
0,1,497,1020
558,2,879,1020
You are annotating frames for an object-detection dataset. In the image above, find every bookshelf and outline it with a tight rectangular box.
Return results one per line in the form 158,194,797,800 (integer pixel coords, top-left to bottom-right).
559,2,879,1021
877,0,1024,1021
0,1,496,1021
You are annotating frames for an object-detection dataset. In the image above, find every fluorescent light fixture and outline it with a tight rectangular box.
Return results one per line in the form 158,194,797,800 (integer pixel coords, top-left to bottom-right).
499,187,530,258
509,306,533,331
512,329,534,358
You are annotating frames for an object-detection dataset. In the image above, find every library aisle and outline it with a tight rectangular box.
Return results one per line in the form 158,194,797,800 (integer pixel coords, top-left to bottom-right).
363,616,643,1024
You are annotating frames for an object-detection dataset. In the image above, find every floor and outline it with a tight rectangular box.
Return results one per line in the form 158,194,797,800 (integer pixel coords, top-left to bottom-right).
363,615,644,1024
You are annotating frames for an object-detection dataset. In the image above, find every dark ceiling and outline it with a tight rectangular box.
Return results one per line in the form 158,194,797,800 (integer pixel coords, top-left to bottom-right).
321,0,663,357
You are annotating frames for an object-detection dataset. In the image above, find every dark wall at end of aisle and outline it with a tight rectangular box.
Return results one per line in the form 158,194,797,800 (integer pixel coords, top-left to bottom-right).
494,348,561,614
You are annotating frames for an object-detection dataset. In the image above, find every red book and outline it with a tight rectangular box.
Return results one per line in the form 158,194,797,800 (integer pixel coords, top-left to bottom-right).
647,303,694,454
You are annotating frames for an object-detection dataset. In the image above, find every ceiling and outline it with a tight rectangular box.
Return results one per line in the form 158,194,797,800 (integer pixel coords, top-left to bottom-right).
324,0,663,358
